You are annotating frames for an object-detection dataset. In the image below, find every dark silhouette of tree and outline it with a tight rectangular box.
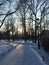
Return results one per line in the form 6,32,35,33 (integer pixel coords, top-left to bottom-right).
26,0,49,43
0,0,49,42
0,0,20,27
10,16,15,41
4,19,10,40
17,0,29,41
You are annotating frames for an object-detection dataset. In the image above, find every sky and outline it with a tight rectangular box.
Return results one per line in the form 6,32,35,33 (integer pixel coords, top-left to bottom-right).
0,0,49,32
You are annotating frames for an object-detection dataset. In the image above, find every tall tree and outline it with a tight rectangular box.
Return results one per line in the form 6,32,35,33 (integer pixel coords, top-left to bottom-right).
17,0,28,41
10,16,15,41
4,18,10,40
26,0,49,43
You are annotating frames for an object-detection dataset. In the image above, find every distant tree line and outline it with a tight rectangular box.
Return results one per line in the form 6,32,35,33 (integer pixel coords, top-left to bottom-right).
0,0,49,51
0,0,49,42
0,31,35,41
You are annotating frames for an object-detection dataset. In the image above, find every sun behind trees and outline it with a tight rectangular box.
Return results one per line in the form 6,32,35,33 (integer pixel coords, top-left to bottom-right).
0,0,49,50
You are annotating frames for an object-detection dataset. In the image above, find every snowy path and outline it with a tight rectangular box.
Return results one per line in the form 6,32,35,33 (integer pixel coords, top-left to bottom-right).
0,44,46,65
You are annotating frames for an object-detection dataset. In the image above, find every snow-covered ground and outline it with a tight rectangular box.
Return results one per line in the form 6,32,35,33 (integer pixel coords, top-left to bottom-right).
29,41,49,65
0,40,48,65
0,40,47,65
0,40,16,60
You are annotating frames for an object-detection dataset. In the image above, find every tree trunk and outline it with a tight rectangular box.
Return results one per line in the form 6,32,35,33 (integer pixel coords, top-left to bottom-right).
23,22,27,41
35,15,36,43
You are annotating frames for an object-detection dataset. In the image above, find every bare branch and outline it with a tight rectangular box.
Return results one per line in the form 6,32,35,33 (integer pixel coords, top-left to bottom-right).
0,2,4,6
0,4,20,28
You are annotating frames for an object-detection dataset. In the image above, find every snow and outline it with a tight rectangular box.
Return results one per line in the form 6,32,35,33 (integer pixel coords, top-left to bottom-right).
30,41,49,65
0,40,9,44
0,40,48,65
0,40,15,60
14,40,25,44
0,41,47,65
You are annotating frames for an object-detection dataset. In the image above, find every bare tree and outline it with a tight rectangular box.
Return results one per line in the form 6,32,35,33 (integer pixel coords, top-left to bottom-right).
0,0,49,41
0,0,20,28
17,0,29,41
26,0,49,43
10,16,15,41
4,18,10,40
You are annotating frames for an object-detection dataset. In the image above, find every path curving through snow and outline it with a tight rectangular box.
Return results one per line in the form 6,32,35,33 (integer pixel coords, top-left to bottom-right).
0,44,47,65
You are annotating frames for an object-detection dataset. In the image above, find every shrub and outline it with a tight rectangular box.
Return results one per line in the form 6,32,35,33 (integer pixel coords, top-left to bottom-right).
41,38,49,52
